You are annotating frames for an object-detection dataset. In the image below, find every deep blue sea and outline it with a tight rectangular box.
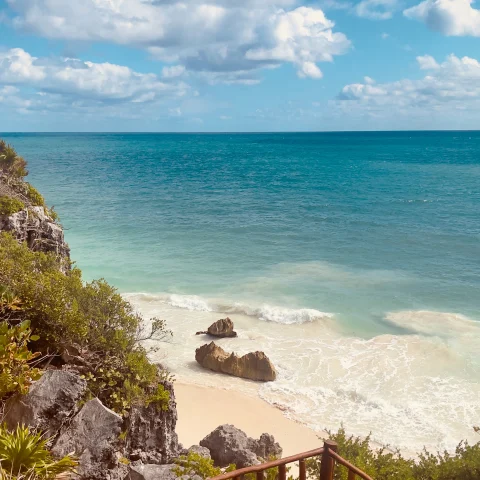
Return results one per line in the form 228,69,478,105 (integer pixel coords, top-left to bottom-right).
3,131,480,451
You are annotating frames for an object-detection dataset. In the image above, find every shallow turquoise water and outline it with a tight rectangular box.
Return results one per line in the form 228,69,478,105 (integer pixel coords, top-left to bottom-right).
3,132,480,451
3,131,479,333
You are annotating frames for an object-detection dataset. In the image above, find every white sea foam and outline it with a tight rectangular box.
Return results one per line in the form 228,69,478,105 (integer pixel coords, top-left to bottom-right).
385,310,480,337
124,292,333,325
125,292,480,455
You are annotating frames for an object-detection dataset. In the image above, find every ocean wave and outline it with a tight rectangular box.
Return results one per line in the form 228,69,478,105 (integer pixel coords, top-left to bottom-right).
385,310,480,338
123,292,333,325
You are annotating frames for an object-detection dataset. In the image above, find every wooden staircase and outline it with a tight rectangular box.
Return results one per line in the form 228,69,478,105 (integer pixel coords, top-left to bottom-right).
210,440,373,480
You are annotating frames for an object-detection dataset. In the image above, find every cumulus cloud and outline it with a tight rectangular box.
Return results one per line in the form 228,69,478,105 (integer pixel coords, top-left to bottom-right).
5,0,350,81
404,0,480,36
337,54,480,115
0,47,189,116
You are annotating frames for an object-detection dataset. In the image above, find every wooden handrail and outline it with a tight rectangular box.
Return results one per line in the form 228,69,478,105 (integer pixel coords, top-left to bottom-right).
329,450,374,480
209,441,375,480
209,447,325,480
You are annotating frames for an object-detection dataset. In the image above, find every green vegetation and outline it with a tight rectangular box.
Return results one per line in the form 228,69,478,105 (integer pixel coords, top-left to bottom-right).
173,452,236,479
24,185,44,207
0,233,171,413
305,427,480,480
0,197,25,216
0,424,76,479
0,141,28,180
0,320,42,400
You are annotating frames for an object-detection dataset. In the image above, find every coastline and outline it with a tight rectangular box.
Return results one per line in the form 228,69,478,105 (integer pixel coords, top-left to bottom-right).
175,382,325,457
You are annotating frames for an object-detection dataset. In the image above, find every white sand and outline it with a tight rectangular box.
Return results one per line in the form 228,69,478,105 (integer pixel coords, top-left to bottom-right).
175,383,326,458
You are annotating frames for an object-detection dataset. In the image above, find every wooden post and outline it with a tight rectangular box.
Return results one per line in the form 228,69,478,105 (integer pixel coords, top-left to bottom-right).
347,470,356,480
278,464,287,480
299,459,307,480
320,440,338,480
256,471,265,480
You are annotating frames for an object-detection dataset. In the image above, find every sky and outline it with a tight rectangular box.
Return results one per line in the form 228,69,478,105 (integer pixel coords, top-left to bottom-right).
0,0,479,131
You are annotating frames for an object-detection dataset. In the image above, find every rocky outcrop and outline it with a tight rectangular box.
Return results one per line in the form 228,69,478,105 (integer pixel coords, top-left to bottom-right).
200,425,282,468
125,382,179,464
3,370,86,437
0,205,70,259
186,445,211,459
196,318,237,338
195,342,276,382
52,398,124,480
127,464,177,480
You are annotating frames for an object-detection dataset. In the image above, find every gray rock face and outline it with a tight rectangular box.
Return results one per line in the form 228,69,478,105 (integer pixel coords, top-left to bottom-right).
127,464,177,480
0,205,70,260
3,370,86,437
196,318,237,338
53,398,123,479
125,382,179,464
195,342,277,382
187,445,211,459
200,424,282,469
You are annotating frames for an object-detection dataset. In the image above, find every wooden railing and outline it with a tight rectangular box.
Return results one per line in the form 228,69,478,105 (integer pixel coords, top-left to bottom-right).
210,440,373,480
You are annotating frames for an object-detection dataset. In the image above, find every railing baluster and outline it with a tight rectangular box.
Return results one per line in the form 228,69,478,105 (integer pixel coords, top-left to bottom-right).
348,469,356,480
320,440,338,480
299,459,306,480
278,464,287,480
256,471,265,480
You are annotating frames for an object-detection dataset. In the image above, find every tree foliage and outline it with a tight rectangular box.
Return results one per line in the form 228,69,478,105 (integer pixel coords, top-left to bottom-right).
0,198,25,216
0,142,28,180
0,233,171,413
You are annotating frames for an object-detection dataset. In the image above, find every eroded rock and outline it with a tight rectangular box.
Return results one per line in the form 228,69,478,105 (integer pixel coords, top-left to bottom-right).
127,464,177,480
125,382,179,464
195,342,276,382
0,206,70,259
200,424,282,469
3,369,86,437
52,398,123,479
196,318,237,338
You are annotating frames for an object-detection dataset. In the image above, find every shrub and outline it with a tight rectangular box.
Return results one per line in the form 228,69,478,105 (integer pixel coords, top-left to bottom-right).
0,142,28,180
0,197,25,216
0,321,42,400
173,452,236,479
0,424,76,479
0,233,171,413
24,185,44,207
305,428,480,480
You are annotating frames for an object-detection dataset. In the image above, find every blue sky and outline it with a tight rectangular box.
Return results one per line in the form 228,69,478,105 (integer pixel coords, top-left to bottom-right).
0,0,479,131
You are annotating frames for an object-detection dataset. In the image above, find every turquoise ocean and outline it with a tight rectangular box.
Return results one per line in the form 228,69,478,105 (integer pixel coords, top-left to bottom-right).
3,132,480,453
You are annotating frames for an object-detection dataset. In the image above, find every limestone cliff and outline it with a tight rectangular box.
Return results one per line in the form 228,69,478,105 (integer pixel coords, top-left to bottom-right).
0,178,70,260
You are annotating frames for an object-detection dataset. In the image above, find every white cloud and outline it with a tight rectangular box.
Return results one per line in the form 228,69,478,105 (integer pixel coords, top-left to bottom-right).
404,0,480,36
355,0,398,19
0,47,189,116
337,54,480,116
162,65,186,79
5,1,350,82
246,7,349,78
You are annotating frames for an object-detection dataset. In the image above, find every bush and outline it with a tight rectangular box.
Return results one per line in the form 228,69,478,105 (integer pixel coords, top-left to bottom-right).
173,452,236,479
0,233,171,413
0,320,42,400
24,185,44,207
0,142,28,180
0,424,76,479
0,197,25,216
305,428,480,480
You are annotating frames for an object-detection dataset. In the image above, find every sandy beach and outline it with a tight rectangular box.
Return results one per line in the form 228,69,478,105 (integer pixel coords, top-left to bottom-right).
175,383,325,458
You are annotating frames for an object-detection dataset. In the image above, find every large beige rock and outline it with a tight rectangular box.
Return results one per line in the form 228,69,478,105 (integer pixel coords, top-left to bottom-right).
195,342,276,382
196,317,237,338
